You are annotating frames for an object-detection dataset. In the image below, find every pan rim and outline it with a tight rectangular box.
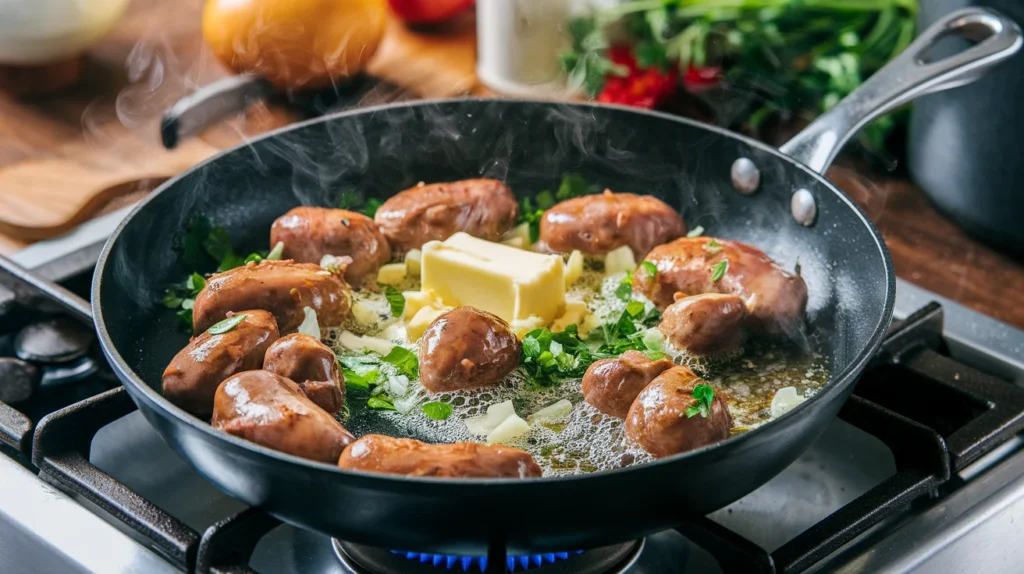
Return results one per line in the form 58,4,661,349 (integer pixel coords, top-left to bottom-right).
91,97,896,489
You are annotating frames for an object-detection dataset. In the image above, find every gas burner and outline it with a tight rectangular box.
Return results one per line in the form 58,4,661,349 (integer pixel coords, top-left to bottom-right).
14,316,93,364
332,540,643,574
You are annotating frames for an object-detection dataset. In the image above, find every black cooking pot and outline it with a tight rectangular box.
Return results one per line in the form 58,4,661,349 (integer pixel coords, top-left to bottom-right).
910,0,1024,256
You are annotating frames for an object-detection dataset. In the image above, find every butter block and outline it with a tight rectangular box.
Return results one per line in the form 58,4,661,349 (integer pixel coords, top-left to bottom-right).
376,263,407,286
421,233,566,328
403,290,438,321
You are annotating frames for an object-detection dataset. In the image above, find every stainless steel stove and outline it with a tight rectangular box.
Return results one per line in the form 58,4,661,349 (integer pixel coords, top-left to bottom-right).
2,207,1024,574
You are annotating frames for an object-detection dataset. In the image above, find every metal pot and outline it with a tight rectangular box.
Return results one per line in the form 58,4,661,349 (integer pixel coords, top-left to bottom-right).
909,0,1024,256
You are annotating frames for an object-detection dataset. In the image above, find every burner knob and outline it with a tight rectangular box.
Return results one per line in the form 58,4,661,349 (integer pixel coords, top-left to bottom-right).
0,358,40,404
15,316,94,364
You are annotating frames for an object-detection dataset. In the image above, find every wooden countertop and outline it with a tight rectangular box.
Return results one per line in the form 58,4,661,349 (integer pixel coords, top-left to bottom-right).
2,0,1023,330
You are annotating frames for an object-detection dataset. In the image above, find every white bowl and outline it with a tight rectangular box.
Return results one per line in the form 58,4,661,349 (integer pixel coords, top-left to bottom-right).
0,0,132,65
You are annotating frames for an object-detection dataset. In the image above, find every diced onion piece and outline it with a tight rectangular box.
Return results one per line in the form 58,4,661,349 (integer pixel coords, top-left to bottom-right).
403,290,436,320
550,301,588,334
464,400,516,436
377,263,407,286
605,245,637,276
527,400,573,426
510,315,548,339
360,335,395,356
336,330,395,355
337,330,366,350
352,298,386,326
640,328,665,352
770,387,807,417
384,374,410,398
393,392,422,415
267,241,285,261
404,249,423,276
486,413,530,445
296,307,320,340
565,250,584,287
501,222,532,248
502,236,525,249
406,305,449,341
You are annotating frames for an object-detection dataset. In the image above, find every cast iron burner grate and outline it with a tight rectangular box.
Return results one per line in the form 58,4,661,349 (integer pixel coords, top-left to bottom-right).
12,301,1024,573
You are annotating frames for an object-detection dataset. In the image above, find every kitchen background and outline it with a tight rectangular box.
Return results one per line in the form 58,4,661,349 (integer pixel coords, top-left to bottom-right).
0,0,1021,331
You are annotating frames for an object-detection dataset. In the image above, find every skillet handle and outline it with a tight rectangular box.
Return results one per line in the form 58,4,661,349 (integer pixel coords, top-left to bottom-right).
160,75,275,149
0,254,92,324
780,7,1022,175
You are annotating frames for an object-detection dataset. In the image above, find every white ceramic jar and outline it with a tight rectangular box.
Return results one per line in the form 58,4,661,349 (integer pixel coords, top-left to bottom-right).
0,0,132,64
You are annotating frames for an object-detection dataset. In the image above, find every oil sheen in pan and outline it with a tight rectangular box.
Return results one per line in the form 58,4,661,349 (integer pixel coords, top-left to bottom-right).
330,269,829,477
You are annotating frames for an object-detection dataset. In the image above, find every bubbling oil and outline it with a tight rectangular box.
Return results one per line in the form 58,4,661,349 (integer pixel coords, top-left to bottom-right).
332,268,829,477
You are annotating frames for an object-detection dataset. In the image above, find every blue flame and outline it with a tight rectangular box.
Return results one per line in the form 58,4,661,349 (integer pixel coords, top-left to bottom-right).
392,549,583,571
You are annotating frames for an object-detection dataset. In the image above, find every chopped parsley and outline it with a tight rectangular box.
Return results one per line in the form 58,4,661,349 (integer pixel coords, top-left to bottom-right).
710,260,729,282
339,356,381,389
421,402,453,420
382,285,405,318
166,217,269,331
794,258,802,277
207,314,248,335
614,271,635,302
615,261,657,302
367,396,396,410
592,300,663,356
521,325,596,385
516,173,602,243
339,191,384,217
704,240,723,255
686,384,715,419
381,346,418,378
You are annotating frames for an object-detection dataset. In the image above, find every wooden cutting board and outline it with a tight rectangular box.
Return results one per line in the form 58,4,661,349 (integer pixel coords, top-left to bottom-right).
0,0,482,253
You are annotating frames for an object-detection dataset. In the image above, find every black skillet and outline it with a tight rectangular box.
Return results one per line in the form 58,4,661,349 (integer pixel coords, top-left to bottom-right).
2,7,1019,560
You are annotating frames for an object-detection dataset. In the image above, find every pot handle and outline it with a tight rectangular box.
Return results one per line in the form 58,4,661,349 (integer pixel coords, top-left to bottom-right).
780,7,1022,175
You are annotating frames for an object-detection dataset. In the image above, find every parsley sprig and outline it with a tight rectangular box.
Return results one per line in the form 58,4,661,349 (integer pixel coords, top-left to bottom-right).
686,383,715,419
339,190,383,217
517,173,603,242
339,347,422,411
165,216,275,330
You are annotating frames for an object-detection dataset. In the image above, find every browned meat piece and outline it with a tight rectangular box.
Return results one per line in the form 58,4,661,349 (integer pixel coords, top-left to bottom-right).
659,294,747,357
337,434,542,478
581,350,674,418
212,370,354,463
192,260,351,334
539,191,685,259
374,179,519,253
418,307,520,393
263,333,344,414
625,366,732,458
270,207,391,287
636,237,807,336
162,310,279,417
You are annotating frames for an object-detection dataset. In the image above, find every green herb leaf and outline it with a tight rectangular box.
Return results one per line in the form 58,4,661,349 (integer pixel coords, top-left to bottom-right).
339,190,360,209
687,383,715,419
186,272,206,295
704,239,723,255
383,286,405,318
686,225,705,238
243,253,263,264
176,308,193,330
794,258,802,277
342,367,380,389
382,346,418,378
360,198,383,218
162,291,183,309
710,260,729,282
267,241,285,261
615,271,634,302
204,226,234,265
367,396,396,410
208,314,248,335
421,402,453,420
633,261,657,290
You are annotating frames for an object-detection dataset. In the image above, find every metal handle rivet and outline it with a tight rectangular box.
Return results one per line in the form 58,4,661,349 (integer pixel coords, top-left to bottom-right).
731,158,761,195
791,189,817,227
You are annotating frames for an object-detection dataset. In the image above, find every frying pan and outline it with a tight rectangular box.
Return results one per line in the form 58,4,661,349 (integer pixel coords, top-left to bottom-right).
3,7,1019,560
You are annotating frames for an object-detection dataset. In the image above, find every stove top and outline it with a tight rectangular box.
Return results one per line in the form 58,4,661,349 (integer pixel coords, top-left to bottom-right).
3,211,1024,574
